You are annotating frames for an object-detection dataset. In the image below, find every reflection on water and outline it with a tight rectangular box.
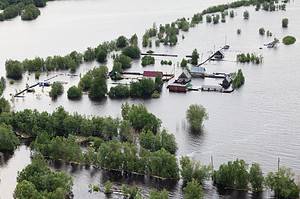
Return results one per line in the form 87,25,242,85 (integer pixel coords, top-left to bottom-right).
0,0,300,198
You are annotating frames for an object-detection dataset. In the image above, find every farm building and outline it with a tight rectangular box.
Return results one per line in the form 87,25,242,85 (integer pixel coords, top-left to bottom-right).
167,83,187,93
175,70,191,84
189,66,206,78
213,50,225,60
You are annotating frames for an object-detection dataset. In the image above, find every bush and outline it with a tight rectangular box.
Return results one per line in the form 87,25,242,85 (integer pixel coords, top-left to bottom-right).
232,69,245,89
21,4,40,21
282,18,288,28
186,104,208,133
0,124,19,152
108,85,130,99
5,60,23,80
49,82,64,99
67,86,82,100
114,54,132,69
122,45,141,59
265,167,300,199
282,36,296,45
191,49,199,65
181,59,188,67
141,56,155,66
183,179,203,199
243,10,249,20
259,28,265,36
116,36,128,48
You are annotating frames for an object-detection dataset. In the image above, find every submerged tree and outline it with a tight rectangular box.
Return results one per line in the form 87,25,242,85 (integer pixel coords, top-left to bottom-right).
183,179,203,199
186,104,208,133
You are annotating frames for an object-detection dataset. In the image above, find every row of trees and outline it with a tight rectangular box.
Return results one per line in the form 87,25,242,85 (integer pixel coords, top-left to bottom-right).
109,77,162,99
213,159,300,199
237,53,263,64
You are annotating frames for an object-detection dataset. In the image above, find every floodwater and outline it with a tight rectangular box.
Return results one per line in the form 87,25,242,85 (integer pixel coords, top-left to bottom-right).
1,0,300,198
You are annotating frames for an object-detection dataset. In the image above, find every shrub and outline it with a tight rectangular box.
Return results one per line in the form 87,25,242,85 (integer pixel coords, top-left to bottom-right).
116,36,128,48
67,86,82,100
21,4,40,21
122,46,141,59
282,18,288,28
186,104,208,133
282,36,296,45
5,60,23,80
141,56,155,66
49,82,64,99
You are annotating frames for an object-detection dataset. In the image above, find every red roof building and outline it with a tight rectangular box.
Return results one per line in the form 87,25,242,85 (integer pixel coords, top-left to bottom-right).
143,71,163,78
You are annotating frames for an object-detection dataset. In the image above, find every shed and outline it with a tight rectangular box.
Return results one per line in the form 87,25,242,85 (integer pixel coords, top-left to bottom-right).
175,70,191,84
213,50,225,60
189,66,206,78
167,83,187,93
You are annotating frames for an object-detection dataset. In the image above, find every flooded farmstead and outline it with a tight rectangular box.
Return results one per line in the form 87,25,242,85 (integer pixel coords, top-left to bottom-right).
0,0,299,198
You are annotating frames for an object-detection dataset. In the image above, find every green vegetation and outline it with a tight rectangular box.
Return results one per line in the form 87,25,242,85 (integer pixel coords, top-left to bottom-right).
141,55,155,66
122,103,161,133
67,86,82,100
5,60,23,80
83,47,96,62
129,78,156,98
232,69,245,89
79,67,108,100
49,82,64,99
0,97,10,113
108,84,130,99
15,156,73,199
114,54,132,69
282,18,288,28
249,163,264,192
183,179,203,199
243,10,249,20
160,60,172,65
122,45,141,59
237,29,242,35
0,124,19,152
0,77,6,96
21,4,40,20
104,181,113,194
180,156,211,185
181,58,188,67
186,104,208,133
140,129,177,154
237,53,262,64
259,27,265,36
191,49,199,65
265,167,300,199
282,36,296,45
214,159,249,190
149,189,169,199
116,35,128,48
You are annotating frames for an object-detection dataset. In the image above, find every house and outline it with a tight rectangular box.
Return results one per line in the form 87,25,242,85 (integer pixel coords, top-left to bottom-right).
213,50,225,60
167,83,187,93
175,70,191,84
189,66,206,78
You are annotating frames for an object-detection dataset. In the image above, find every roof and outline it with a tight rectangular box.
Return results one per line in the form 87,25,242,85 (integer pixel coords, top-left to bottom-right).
143,71,163,77
190,66,206,73
214,50,225,57
178,70,191,79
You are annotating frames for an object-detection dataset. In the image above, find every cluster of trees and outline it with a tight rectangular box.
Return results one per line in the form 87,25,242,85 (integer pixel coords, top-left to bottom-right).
15,155,73,199
21,4,40,20
49,82,64,99
0,0,48,21
142,24,158,48
232,69,245,89
78,66,108,100
140,129,177,154
5,60,23,80
213,159,300,199
282,35,296,45
97,141,179,179
0,124,19,152
0,97,10,114
256,1,286,11
186,104,208,133
0,106,120,139
141,56,155,66
237,53,263,64
109,77,162,99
